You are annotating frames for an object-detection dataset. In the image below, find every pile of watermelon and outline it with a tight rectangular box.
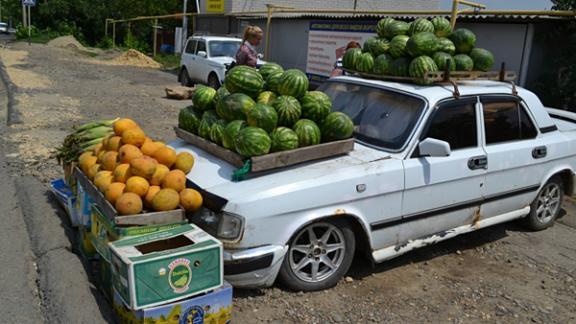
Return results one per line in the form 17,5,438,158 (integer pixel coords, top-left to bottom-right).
178,64,354,157
343,17,495,84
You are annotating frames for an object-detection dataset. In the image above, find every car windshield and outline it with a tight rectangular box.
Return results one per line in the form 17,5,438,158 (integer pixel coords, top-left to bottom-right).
318,81,426,151
208,41,241,58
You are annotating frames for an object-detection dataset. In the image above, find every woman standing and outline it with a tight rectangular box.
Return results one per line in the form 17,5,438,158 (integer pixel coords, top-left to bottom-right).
235,26,264,68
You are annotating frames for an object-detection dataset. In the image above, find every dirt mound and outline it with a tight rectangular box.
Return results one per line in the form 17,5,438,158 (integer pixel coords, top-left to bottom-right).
107,49,161,68
47,36,88,52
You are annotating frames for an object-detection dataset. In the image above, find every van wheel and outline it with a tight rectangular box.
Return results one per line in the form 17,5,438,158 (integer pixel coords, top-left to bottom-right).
278,219,355,291
179,68,193,87
522,176,563,231
208,73,220,89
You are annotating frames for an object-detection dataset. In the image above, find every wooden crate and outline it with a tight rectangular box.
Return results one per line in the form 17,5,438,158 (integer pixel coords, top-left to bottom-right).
72,167,186,226
174,127,354,173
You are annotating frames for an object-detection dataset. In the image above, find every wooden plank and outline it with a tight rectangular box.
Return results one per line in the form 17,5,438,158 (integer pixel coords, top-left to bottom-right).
174,127,244,168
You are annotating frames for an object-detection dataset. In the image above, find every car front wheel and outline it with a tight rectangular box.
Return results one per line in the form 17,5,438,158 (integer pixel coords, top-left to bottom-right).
278,219,355,291
179,68,193,87
522,176,564,231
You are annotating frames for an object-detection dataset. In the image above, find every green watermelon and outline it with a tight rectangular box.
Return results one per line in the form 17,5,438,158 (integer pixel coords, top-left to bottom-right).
321,112,354,142
209,120,226,145
258,63,284,80
389,35,410,58
222,120,246,150
257,91,277,105
178,106,202,134
409,56,438,85
454,54,474,71
265,71,283,93
342,48,362,70
431,17,452,38
216,93,255,121
437,37,456,55
385,21,410,38
277,69,309,99
192,86,217,111
450,28,476,54
469,48,494,71
225,65,264,98
293,119,321,147
270,127,299,152
355,52,374,73
363,37,379,54
406,32,438,57
246,103,278,133
376,18,396,38
235,127,271,157
300,91,332,123
373,53,393,75
408,18,434,35
390,57,411,76
201,110,219,123
433,52,456,71
214,86,230,104
198,112,216,139
272,95,302,127
369,38,390,57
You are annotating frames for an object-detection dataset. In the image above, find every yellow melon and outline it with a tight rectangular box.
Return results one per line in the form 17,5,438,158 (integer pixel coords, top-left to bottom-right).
93,143,103,156
174,152,195,174
115,192,143,215
113,118,139,136
161,169,186,192
141,141,164,156
97,150,107,163
107,136,123,151
122,128,146,147
101,134,113,150
153,146,177,168
118,144,143,164
144,185,161,209
179,189,203,212
113,164,132,183
78,151,94,165
152,189,180,211
125,176,150,197
101,151,118,171
130,157,157,179
94,171,114,192
80,155,98,174
87,163,101,181
149,164,170,186
105,182,126,205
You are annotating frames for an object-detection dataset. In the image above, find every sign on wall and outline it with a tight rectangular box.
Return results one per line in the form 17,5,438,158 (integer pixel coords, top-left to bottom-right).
306,21,377,78
22,0,36,6
206,0,225,13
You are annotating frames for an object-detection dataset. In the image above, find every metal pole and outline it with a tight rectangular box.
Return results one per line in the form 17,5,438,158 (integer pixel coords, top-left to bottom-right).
182,0,188,53
27,5,31,45
153,18,158,57
450,0,459,29
265,5,273,61
105,19,108,37
112,22,116,47
22,3,26,28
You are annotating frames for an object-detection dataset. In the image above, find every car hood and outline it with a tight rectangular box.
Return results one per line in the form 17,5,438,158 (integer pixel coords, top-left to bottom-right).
209,56,235,65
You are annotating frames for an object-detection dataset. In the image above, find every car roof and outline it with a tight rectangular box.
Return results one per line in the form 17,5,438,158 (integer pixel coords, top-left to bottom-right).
190,36,242,42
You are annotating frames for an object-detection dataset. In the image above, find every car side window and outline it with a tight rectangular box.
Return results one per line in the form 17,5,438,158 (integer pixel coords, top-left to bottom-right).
185,40,197,54
422,100,478,150
197,41,206,54
482,100,537,144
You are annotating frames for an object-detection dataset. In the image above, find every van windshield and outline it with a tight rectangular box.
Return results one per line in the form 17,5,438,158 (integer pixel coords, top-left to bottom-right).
208,41,241,58
318,81,426,151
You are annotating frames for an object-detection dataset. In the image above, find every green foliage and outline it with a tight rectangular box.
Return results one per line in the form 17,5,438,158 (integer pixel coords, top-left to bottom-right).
123,31,150,53
154,54,181,70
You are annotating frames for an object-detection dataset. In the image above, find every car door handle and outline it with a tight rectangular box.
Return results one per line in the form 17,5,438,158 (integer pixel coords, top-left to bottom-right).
468,155,488,170
532,146,547,159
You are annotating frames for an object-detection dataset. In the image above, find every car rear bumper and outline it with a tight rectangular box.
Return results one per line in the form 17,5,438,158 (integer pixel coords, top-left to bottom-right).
223,245,288,288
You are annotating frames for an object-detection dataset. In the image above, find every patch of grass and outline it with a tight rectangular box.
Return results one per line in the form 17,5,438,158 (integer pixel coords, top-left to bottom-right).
154,54,181,70
19,32,57,44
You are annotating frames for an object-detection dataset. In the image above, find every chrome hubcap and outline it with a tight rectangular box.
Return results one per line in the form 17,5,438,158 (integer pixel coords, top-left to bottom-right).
288,223,345,283
536,183,561,223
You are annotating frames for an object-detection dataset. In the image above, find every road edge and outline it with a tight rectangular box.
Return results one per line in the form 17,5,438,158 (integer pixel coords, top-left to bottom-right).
0,53,22,125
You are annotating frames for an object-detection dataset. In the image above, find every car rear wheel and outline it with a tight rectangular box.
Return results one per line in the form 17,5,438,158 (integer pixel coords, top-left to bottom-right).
278,219,355,291
179,68,193,87
522,176,563,231
208,73,221,89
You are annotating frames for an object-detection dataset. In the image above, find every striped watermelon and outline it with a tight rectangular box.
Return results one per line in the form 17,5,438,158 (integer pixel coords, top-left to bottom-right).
258,63,284,80
277,69,309,99
222,120,246,150
408,18,434,35
300,91,332,123
293,119,321,147
235,127,271,157
365,38,389,57
355,52,374,73
192,86,217,111
265,71,283,93
321,112,354,142
197,111,218,139
450,28,476,54
437,37,456,55
469,48,494,71
385,20,410,38
246,103,278,133
209,120,226,145
373,54,393,75
433,52,456,71
454,54,474,71
376,18,396,38
389,35,410,58
363,37,379,54
272,95,302,127
409,56,438,85
225,65,264,98
216,93,255,121
214,86,230,104
257,91,277,105
342,48,362,70
431,17,452,38
178,106,202,134
270,127,299,152
406,32,438,57
390,57,411,76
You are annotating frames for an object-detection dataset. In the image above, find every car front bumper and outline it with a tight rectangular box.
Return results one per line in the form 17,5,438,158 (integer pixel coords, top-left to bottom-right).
223,244,288,288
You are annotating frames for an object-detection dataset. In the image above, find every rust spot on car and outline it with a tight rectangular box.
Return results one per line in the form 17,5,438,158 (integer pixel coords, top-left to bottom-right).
335,208,347,215
472,207,481,229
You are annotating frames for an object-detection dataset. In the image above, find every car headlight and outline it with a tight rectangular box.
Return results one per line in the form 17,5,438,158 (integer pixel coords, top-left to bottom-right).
196,209,244,242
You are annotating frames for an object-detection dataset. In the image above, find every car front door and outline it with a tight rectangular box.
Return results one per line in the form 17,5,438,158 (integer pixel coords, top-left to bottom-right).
194,40,210,84
400,97,486,242
182,39,197,80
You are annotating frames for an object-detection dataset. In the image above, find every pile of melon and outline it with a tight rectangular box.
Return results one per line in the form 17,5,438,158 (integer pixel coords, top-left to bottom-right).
77,118,202,215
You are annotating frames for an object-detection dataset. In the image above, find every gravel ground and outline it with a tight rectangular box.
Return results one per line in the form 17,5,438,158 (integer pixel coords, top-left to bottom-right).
2,41,575,323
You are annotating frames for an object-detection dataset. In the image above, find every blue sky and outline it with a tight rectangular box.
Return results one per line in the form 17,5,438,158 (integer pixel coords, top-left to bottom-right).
439,0,552,10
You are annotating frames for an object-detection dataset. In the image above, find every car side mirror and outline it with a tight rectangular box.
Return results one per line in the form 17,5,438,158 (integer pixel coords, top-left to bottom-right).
197,51,207,58
418,138,451,157
257,53,264,59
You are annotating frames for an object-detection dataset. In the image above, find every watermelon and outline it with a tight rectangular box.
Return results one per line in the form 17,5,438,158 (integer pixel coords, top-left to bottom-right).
257,91,277,105
300,91,332,123
454,54,474,71
342,48,362,70
178,106,202,134
209,120,226,145
265,71,283,93
355,52,374,73
202,110,219,123
450,28,476,54
272,95,302,127
216,93,255,121
215,86,230,103
293,119,321,147
368,38,390,57
259,63,284,80
390,57,411,77
406,32,438,57
197,111,218,139
408,18,434,35
363,37,379,54
192,86,217,111
431,17,452,38
433,52,456,71
384,20,410,38
321,112,354,142
373,53,393,75
277,69,309,99
376,18,396,38
270,127,299,152
222,120,246,150
225,65,264,98
469,48,494,71
409,56,438,85
389,35,410,58
437,37,456,55
235,127,271,157
246,103,278,133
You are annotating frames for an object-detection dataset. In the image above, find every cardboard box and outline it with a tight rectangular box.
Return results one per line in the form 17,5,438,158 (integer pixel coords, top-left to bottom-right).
49,178,82,227
75,181,94,227
110,224,223,310
77,227,98,261
113,281,232,324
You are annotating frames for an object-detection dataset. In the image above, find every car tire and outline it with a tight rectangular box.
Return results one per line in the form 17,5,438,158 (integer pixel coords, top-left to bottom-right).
278,219,355,291
179,68,193,87
208,73,221,89
522,176,563,231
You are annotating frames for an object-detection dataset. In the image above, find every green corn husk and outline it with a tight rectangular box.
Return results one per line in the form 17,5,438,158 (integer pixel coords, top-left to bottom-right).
77,126,113,141
80,137,105,149
73,118,119,134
